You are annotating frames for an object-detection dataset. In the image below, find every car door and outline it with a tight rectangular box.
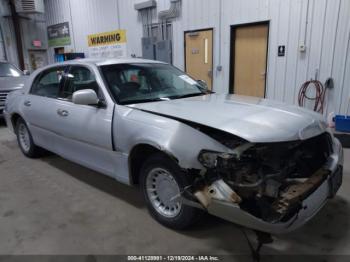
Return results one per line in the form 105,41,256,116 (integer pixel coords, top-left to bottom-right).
53,65,116,177
23,66,67,152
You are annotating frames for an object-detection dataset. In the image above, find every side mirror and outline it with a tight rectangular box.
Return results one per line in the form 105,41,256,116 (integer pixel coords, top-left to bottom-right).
72,89,100,106
23,70,30,76
197,80,209,91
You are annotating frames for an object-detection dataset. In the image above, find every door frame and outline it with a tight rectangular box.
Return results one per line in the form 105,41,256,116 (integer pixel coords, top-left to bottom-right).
229,21,270,96
28,49,49,71
184,28,214,86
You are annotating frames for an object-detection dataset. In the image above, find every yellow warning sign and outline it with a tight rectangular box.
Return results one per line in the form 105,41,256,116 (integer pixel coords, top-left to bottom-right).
88,30,126,47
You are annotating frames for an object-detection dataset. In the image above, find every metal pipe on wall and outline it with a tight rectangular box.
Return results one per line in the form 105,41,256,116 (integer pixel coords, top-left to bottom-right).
0,22,7,60
217,0,223,73
158,0,181,20
301,0,310,52
68,0,76,50
9,0,24,69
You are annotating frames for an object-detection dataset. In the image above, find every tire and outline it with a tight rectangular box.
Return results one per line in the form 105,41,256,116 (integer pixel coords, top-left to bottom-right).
15,118,42,158
140,153,202,230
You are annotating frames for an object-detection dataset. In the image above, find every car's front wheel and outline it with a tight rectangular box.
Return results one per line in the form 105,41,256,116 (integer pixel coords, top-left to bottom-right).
140,153,202,230
16,118,41,158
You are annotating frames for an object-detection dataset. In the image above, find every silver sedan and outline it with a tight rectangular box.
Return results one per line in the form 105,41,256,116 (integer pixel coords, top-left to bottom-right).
0,61,28,117
4,58,343,234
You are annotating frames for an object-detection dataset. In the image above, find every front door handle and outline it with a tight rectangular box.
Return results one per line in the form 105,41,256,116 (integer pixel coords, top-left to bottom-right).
57,109,69,117
24,101,31,107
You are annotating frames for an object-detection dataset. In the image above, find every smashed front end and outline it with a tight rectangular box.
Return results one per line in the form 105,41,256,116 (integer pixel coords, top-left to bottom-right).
191,131,343,234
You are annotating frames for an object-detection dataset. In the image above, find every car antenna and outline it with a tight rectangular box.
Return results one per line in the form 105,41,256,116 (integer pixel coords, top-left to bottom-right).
240,227,274,262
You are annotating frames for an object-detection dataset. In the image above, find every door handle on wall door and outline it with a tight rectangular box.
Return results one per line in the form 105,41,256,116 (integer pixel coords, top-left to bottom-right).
57,109,69,117
24,101,31,107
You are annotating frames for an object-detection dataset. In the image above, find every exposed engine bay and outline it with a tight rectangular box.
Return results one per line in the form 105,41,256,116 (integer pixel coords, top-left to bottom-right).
193,131,333,224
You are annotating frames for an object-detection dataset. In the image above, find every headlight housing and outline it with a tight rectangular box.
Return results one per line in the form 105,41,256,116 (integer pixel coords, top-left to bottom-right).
198,150,236,168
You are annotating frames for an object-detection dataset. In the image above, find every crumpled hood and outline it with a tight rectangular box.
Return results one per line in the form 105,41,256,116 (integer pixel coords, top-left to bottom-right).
0,76,27,91
130,94,327,143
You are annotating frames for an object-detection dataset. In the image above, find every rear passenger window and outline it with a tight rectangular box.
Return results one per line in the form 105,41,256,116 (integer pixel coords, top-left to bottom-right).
31,67,65,98
60,66,101,100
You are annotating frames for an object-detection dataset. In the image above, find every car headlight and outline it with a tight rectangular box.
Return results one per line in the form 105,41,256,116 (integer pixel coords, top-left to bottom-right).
198,150,236,168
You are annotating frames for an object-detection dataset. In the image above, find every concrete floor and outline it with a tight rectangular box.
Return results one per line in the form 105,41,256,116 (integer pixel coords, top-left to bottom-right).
1,119,350,260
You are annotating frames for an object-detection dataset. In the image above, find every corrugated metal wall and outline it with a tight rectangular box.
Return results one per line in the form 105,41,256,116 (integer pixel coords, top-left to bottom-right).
44,0,350,115
44,0,74,61
19,13,48,69
1,0,48,68
0,23,5,60
0,0,8,61
0,0,19,65
44,0,143,60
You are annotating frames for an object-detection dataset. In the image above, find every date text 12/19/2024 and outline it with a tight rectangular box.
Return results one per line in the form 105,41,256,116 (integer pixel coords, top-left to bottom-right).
127,256,220,261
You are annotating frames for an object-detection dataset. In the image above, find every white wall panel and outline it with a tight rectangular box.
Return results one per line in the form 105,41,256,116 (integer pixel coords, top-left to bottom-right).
69,0,120,53
283,0,303,105
118,0,143,57
265,0,279,99
342,44,350,114
43,0,350,114
307,0,327,80
331,0,350,115
273,0,289,101
317,0,339,114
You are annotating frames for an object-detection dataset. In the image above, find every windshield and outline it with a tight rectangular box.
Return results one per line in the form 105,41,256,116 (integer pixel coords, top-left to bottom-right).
0,62,22,77
100,63,208,105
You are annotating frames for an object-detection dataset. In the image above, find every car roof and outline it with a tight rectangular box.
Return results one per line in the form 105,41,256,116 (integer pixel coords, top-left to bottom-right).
47,58,167,68
0,61,20,67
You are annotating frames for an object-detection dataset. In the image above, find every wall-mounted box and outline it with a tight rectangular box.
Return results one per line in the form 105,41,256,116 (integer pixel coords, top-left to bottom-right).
134,0,156,11
142,37,157,60
15,0,45,14
156,40,172,63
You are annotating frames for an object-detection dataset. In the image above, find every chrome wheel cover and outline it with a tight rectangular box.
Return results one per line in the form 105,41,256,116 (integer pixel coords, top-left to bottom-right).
146,168,182,218
18,123,31,153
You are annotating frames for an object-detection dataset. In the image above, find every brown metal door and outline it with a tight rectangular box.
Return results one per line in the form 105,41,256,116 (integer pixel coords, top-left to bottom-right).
185,29,213,90
232,24,268,97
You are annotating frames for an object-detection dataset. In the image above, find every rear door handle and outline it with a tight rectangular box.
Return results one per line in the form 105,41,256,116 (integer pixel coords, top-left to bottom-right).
57,109,69,117
24,101,31,107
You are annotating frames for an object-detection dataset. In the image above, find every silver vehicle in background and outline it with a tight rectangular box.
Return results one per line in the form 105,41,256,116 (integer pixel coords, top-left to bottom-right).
0,61,28,117
4,58,343,234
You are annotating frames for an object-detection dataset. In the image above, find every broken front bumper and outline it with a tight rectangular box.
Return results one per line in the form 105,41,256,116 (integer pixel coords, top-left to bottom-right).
206,137,344,234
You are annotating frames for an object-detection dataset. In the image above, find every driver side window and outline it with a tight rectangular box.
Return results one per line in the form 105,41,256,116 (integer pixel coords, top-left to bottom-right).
59,66,102,101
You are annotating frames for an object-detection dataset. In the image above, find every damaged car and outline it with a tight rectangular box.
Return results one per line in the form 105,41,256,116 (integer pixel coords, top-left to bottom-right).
4,58,343,234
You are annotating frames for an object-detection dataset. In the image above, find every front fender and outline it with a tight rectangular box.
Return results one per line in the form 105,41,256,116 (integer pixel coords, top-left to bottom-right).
114,105,229,169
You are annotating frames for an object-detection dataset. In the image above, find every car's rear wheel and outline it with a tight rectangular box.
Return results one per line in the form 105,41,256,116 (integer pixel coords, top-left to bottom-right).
140,153,202,229
16,118,41,158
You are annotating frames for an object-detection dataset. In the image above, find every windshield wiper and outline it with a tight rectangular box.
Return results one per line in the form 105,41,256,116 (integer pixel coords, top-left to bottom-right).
120,92,213,105
169,92,210,100
120,97,167,105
